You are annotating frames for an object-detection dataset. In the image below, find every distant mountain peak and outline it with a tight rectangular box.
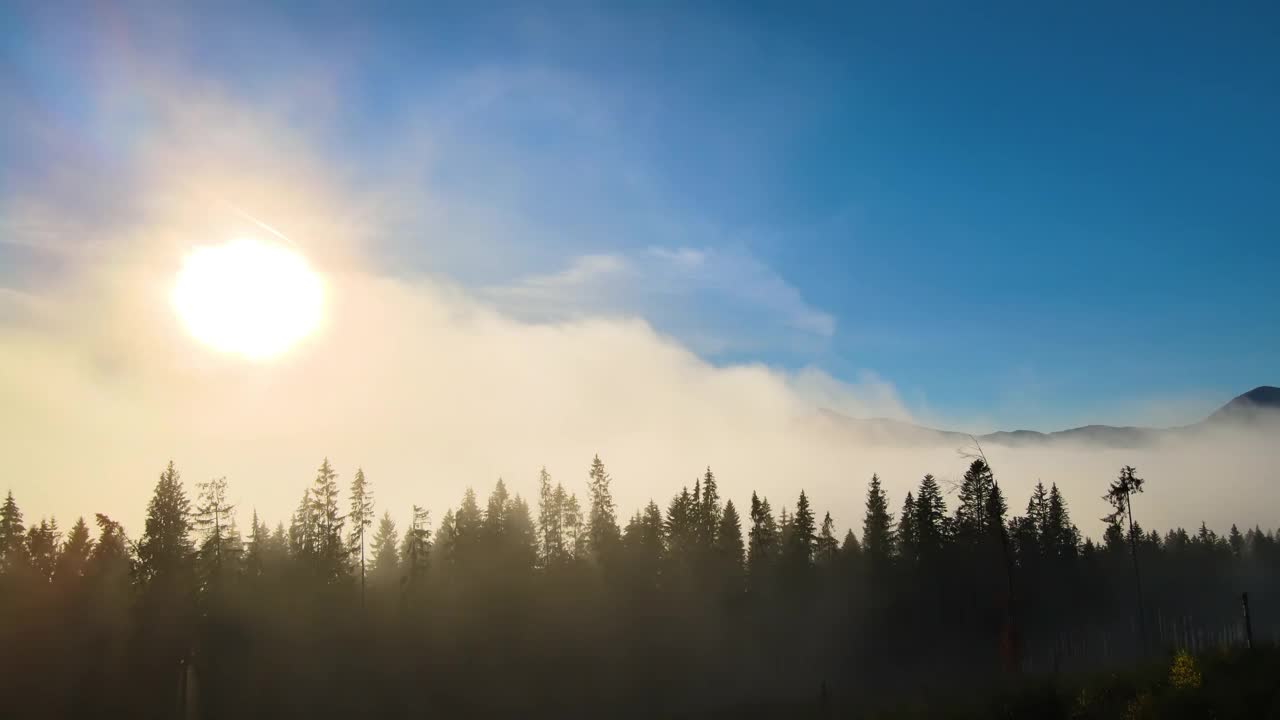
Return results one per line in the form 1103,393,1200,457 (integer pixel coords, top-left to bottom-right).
820,386,1278,449
1206,386,1280,423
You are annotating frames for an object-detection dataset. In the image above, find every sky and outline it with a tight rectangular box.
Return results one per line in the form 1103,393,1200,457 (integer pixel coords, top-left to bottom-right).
1,2,1277,535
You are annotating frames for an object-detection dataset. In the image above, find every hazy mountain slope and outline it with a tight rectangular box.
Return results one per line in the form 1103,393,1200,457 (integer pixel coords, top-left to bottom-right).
821,386,1280,448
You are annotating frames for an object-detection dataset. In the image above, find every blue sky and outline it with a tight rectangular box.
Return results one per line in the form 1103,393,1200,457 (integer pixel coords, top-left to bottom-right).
3,1,1278,431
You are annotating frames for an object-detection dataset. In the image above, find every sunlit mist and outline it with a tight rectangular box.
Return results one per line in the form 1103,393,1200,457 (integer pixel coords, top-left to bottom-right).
171,238,323,360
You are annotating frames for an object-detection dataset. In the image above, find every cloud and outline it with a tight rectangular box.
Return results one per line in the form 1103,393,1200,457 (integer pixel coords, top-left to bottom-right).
485,245,836,356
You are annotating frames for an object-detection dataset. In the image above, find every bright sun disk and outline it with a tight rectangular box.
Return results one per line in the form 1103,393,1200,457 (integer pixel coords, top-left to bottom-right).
172,238,323,360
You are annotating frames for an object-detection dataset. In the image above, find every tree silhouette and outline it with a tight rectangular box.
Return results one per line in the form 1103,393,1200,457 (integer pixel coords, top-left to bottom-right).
307,458,346,583
368,511,399,589
3,453,1276,718
861,475,894,569
0,490,27,574
586,454,620,563
194,476,235,582
347,468,375,607
138,461,192,584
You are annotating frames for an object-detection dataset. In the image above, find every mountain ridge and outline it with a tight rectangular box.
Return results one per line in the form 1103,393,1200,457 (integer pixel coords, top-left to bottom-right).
819,386,1280,448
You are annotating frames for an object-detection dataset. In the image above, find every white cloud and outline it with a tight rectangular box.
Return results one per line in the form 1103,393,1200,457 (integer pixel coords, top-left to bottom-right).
484,245,836,356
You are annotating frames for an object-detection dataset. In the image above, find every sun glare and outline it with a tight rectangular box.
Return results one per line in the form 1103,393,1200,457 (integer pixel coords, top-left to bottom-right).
172,238,323,360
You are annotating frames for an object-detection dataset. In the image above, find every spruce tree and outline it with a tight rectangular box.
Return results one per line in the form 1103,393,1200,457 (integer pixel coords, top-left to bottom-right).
537,468,564,566
715,499,745,592
484,478,511,546
137,461,193,584
955,460,1000,546
1228,524,1244,558
786,490,817,568
913,474,948,561
433,509,457,578
26,517,60,583
1104,465,1148,647
815,512,839,567
747,492,778,584
698,466,722,550
550,482,570,564
193,477,235,580
347,468,375,605
288,489,314,561
665,487,695,560
861,475,894,567
503,494,538,570
55,516,94,585
1044,483,1079,560
0,490,26,574
401,505,431,590
307,458,346,582
244,510,266,580
896,492,919,563
562,492,586,559
369,512,400,587
586,454,620,561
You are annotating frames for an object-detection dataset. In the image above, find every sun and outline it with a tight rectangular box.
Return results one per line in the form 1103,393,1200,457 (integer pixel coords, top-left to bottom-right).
172,238,323,360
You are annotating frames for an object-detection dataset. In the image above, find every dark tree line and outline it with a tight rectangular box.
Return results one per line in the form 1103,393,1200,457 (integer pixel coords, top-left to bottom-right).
0,457,1276,718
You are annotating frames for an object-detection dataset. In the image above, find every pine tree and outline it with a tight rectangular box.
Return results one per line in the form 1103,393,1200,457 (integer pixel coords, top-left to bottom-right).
1228,524,1244,558
955,460,1002,546
401,505,431,589
715,498,745,593
1026,481,1050,538
137,461,193,584
244,510,267,580
1044,483,1079,560
26,517,60,583
562,492,586,559
307,458,346,582
586,454,620,561
484,478,511,545
537,468,564,567
747,492,776,580
455,487,483,565
86,513,132,594
0,490,27,574
786,490,817,568
913,474,948,562
369,512,400,587
55,516,94,585
550,482,570,564
434,509,457,578
347,468,375,605
665,487,695,560
861,475,894,567
815,512,839,567
896,492,919,563
503,494,538,570
193,477,235,581
288,489,314,561
840,530,862,563
698,466,722,550
1104,465,1148,647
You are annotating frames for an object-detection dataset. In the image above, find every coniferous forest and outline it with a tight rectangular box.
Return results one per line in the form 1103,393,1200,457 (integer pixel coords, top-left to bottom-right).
1,457,1277,718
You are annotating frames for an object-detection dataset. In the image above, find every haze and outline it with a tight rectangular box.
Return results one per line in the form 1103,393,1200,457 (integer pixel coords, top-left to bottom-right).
3,3,1277,541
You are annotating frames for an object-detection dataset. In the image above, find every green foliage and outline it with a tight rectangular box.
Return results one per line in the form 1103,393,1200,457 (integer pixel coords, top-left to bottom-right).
1167,649,1201,690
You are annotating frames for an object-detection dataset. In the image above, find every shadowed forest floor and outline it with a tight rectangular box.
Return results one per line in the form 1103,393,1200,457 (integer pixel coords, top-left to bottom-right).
699,646,1280,719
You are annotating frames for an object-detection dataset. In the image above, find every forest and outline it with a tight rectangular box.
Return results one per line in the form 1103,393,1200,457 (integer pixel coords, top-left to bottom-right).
1,456,1276,718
